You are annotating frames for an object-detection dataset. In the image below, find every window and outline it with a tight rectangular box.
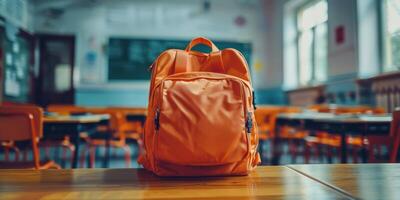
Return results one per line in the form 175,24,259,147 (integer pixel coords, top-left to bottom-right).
297,0,328,86
383,0,400,72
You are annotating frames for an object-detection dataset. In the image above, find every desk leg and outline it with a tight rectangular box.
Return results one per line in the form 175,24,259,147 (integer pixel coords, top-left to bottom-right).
361,136,368,163
340,133,347,163
258,140,264,164
72,125,82,168
103,135,111,168
271,126,281,165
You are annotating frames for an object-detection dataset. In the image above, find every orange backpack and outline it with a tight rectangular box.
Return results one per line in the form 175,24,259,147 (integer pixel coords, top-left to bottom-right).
138,37,260,176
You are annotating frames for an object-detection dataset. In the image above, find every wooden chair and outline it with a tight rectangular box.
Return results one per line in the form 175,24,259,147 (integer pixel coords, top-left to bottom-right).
255,106,283,140
39,104,84,167
254,106,283,162
362,108,400,163
274,107,305,162
256,106,302,163
305,106,387,163
0,105,60,169
79,108,132,168
390,108,400,162
1,141,20,161
107,107,146,141
47,104,89,115
107,107,146,158
47,105,135,167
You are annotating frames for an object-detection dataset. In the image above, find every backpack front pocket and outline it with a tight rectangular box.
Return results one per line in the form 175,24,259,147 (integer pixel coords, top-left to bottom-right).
154,75,250,166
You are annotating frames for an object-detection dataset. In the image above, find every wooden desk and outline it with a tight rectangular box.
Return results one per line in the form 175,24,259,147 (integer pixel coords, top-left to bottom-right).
0,166,350,200
125,113,147,127
44,114,110,124
288,164,400,200
275,113,392,163
43,114,110,168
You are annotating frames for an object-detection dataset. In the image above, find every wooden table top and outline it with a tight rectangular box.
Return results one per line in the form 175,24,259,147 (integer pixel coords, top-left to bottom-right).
277,112,338,120
288,164,400,200
0,166,350,200
278,112,392,123
43,114,110,124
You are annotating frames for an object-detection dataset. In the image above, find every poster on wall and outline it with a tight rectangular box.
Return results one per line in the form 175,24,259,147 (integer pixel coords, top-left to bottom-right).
1,26,31,102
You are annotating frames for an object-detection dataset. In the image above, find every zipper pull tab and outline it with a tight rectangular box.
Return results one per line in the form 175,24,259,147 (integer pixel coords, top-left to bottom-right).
154,108,160,131
252,91,257,110
246,111,253,133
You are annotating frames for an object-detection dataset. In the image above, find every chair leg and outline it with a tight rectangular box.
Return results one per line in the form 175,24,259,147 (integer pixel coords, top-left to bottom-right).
79,145,88,168
304,144,311,164
61,147,67,168
45,146,51,159
112,148,117,159
69,145,76,168
123,145,132,168
289,140,297,163
62,145,75,168
4,148,9,161
326,146,333,163
377,146,382,161
315,145,321,162
89,146,96,168
137,139,143,156
13,147,20,161
368,145,376,163
258,140,264,163
352,147,359,163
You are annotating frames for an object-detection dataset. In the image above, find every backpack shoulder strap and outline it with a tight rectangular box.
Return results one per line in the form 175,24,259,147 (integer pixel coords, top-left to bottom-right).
175,50,190,74
208,52,225,73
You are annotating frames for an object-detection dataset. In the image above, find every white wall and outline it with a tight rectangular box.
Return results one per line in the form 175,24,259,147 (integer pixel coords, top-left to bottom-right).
33,0,271,89
262,0,284,87
327,0,358,78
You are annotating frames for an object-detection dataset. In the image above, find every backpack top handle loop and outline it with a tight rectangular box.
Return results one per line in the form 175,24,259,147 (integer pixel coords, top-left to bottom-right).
185,37,219,53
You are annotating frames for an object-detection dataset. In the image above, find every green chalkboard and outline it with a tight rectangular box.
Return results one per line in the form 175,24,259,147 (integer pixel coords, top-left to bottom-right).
108,38,252,80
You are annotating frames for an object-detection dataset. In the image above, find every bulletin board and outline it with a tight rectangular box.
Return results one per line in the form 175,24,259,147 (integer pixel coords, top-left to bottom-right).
107,38,252,80
1,27,32,103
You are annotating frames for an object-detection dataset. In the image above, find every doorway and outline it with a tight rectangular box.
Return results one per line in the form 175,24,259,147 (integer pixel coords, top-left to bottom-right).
36,34,75,106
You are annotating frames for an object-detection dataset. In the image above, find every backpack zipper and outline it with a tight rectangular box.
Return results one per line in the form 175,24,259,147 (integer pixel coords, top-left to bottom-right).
245,111,253,133
154,107,160,131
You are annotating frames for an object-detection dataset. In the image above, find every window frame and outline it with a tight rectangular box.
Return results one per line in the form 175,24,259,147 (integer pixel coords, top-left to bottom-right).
380,0,400,73
295,0,328,86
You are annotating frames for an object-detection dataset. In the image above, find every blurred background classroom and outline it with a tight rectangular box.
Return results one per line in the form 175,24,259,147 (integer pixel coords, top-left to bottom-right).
0,0,399,169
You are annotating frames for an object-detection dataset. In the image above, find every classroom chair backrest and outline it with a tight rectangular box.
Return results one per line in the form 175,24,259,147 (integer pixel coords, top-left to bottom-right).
283,106,302,113
308,104,329,112
47,104,88,115
85,108,127,134
254,106,301,137
109,107,148,116
254,106,282,122
0,105,43,139
106,107,145,133
334,106,383,114
0,105,43,168
1,101,35,106
309,104,385,114
390,108,400,162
